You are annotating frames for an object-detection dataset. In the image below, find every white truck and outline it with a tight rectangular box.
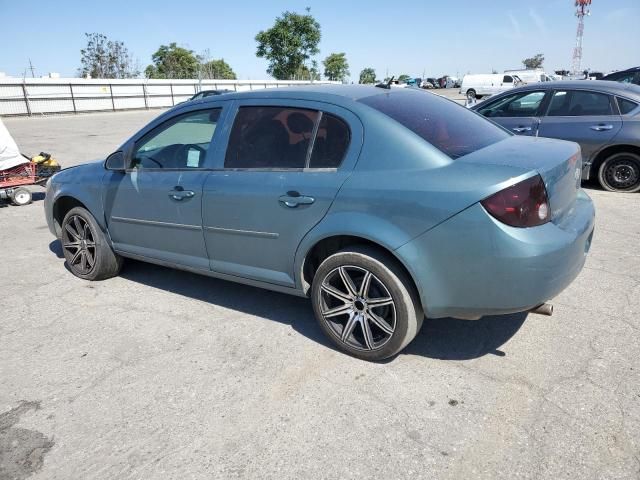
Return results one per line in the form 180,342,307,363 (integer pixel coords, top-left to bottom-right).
460,73,522,100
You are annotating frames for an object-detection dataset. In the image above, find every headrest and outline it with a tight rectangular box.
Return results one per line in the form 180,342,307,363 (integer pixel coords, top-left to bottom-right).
287,112,314,134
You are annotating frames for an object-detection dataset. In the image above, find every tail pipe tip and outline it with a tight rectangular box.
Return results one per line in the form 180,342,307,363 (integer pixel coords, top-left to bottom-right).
530,303,554,316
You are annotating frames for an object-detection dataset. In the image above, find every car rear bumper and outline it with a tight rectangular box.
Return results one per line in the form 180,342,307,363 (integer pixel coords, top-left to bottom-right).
395,190,595,319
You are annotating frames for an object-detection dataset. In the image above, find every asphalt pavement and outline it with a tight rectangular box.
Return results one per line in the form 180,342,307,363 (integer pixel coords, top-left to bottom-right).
1,109,639,480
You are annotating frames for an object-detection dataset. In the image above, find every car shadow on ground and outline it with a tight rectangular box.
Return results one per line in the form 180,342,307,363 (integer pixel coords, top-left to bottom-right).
582,182,603,193
49,240,64,258
31,191,46,202
404,312,527,360
0,191,45,208
49,241,528,361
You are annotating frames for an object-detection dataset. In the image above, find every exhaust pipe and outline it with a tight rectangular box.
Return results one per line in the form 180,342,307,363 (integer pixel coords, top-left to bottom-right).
529,303,553,316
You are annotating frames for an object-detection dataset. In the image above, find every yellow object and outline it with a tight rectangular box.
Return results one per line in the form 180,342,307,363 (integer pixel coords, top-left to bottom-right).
31,152,58,166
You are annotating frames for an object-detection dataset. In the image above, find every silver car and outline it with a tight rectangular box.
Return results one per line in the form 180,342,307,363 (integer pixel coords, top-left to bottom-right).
472,80,640,192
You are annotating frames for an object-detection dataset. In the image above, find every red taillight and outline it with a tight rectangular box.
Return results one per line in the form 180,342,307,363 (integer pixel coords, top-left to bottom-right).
481,175,550,228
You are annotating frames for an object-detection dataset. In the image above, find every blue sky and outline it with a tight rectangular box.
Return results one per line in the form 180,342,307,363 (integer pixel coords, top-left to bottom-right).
0,0,638,80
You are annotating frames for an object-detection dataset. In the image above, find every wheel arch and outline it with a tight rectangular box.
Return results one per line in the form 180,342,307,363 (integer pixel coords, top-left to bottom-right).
51,192,109,239
52,196,88,237
298,234,422,309
590,144,640,179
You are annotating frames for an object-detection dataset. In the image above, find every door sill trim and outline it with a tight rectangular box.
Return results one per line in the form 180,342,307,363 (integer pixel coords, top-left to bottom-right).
111,216,201,231
203,225,279,239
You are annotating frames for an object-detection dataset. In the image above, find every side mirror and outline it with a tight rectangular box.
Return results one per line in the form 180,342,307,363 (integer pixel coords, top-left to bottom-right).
104,151,126,171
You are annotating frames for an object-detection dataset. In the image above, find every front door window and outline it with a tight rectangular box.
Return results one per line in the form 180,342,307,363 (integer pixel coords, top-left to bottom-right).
477,91,546,118
132,109,221,169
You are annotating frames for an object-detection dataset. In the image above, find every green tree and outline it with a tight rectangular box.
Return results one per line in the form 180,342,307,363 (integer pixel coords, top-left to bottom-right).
200,59,237,79
255,9,321,80
522,53,544,69
358,67,376,84
397,74,412,83
79,33,139,79
294,62,321,81
145,43,200,79
323,53,350,82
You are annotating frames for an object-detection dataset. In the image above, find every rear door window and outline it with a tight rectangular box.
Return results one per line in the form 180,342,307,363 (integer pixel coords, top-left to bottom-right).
309,113,351,168
224,107,352,169
547,90,614,116
224,107,319,169
359,90,510,159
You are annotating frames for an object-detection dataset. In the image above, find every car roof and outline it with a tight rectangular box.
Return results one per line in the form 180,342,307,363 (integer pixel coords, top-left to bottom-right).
511,80,640,99
197,84,397,105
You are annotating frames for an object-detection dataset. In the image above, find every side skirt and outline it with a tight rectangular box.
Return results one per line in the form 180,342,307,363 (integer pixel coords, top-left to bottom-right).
116,250,309,299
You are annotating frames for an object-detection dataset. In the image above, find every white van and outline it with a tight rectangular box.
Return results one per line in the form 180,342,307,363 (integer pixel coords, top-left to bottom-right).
460,74,522,99
504,69,552,84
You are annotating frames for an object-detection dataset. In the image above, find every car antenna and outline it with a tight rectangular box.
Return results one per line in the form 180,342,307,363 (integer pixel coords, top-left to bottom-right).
375,76,394,89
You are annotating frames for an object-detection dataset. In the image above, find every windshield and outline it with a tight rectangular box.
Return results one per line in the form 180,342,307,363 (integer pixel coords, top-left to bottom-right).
359,89,510,159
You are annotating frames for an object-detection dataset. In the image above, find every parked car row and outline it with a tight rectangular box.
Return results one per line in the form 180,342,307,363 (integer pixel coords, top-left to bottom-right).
420,76,461,89
461,66,640,101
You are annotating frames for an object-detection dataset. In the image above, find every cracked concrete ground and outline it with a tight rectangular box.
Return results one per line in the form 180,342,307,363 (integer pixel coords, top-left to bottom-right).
1,110,639,479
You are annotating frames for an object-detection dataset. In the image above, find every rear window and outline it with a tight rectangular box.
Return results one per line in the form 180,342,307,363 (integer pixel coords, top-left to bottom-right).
358,90,509,159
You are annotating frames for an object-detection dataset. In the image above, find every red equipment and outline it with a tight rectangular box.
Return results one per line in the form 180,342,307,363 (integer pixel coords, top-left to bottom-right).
0,161,59,206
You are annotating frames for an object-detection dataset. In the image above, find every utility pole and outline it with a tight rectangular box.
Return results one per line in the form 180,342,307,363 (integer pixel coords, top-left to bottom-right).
28,58,35,78
572,0,592,76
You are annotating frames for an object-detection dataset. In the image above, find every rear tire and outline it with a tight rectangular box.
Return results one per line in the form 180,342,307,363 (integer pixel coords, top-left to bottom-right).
311,246,424,361
11,187,32,206
466,89,476,100
61,206,123,280
597,152,640,193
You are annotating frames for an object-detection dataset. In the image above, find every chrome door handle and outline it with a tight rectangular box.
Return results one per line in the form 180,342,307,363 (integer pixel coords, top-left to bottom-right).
169,189,195,201
512,126,532,133
590,124,613,131
279,192,315,208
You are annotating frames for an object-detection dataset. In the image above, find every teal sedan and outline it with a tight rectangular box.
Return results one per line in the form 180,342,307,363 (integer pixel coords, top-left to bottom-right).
45,86,594,360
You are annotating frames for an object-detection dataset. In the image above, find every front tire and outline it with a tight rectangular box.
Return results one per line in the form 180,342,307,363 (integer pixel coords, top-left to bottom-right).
311,246,424,361
597,152,640,193
61,206,123,280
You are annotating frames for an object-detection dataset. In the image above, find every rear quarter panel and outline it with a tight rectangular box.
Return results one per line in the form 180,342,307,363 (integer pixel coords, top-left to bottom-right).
614,113,640,151
293,122,531,291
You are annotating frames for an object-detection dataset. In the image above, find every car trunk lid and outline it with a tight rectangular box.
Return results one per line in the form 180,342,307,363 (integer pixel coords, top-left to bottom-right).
458,136,581,223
